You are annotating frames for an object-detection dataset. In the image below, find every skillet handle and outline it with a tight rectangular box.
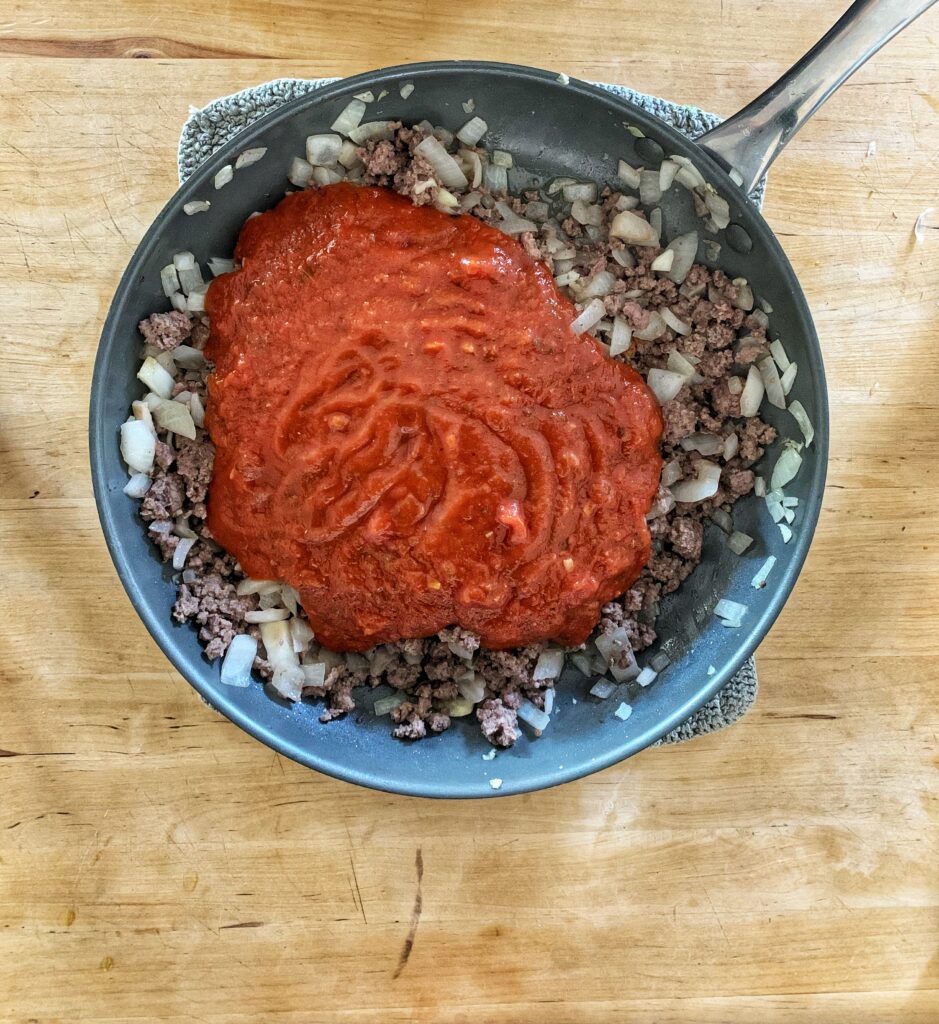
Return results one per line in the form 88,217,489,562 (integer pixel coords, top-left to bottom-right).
698,0,938,192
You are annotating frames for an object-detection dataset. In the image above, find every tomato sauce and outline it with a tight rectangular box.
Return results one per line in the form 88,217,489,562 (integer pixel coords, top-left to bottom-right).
205,183,662,651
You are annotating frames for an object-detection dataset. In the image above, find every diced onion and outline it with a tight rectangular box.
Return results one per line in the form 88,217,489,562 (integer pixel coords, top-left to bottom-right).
177,264,204,294
758,357,786,409
208,257,235,277
715,598,746,620
769,339,791,371
306,134,343,166
288,156,313,187
779,523,793,543
414,136,468,189
661,307,691,336
517,699,551,735
456,116,487,146
650,249,674,273
659,159,679,190
617,160,641,189
634,310,666,341
722,432,739,461
781,362,798,394
183,200,210,215
137,356,175,400
170,293,187,312
732,277,755,311
727,375,743,396
667,350,697,382
639,169,662,206
751,555,777,589
399,82,415,99
562,182,597,203
680,432,723,456
214,165,233,190
235,147,267,169
661,459,682,487
289,617,315,654
330,99,367,136
704,190,731,229
160,265,180,297
670,154,706,189
728,530,753,554
236,578,282,596
787,399,815,447
483,163,508,192
754,475,766,497
532,649,565,681
636,667,657,687
311,165,344,187
220,634,258,687
172,537,195,570
492,149,513,168
670,460,721,503
348,121,394,144
578,270,616,299
711,508,733,533
246,608,291,623
493,200,536,235
302,662,327,688
646,368,685,404
546,176,576,195
609,210,658,246
186,286,207,312
189,393,205,428
590,679,617,699
739,364,765,417
771,443,803,491
123,473,152,498
663,231,699,284
152,398,196,440
609,317,632,356
614,702,633,721
570,298,606,335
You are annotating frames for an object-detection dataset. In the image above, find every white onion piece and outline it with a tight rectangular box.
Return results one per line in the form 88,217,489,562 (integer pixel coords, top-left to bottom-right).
137,356,175,400
783,507,795,524
659,159,679,190
714,598,747,625
739,364,765,417
727,375,743,396
235,147,267,169
579,270,616,299
617,160,641,189
766,498,785,523
374,691,407,716
571,199,602,226
186,286,207,313
781,362,798,394
220,634,257,687
177,264,204,294
788,400,815,447
246,607,291,624
636,667,657,688
183,200,210,215
236,578,281,596
554,270,579,288
348,121,394,144
457,674,485,705
492,149,512,168
663,231,699,284
160,265,180,297
732,277,755,311
646,368,685,404
399,82,415,99
289,617,315,654
670,154,706,188
189,393,205,428
301,662,327,689
214,165,233,190
570,298,606,335
752,555,777,589
649,208,662,243
612,702,632,722
758,357,786,409
169,292,187,312
634,311,666,341
590,679,616,699
153,399,196,440
680,432,723,456
457,148,483,188
728,530,753,554
667,349,697,381
173,252,195,271
459,190,483,213
661,459,682,487
456,116,487,145
207,257,235,277
493,201,535,235
172,537,195,570
434,187,460,214
779,523,793,543
288,156,313,187
771,443,803,491
336,139,361,170
311,165,344,187
414,136,468,189
754,475,766,497
354,90,375,103
639,170,662,206
546,176,576,195
533,649,565,681
330,99,366,136
483,163,508,192
769,339,790,371
120,420,155,474
722,432,739,461
562,182,597,203
610,245,635,267
517,700,550,735
661,307,691,336
704,191,731,229
609,210,658,246
609,317,632,356
650,249,674,273
782,496,799,508
609,644,639,683
670,460,721,503
123,472,152,498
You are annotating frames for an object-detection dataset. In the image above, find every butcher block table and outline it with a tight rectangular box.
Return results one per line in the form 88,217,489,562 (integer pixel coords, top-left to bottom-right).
2,2,938,1020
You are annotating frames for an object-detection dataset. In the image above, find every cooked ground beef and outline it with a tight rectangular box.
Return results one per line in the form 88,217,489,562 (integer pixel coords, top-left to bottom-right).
132,123,782,745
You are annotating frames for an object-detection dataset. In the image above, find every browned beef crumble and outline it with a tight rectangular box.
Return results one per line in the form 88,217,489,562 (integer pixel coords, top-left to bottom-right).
135,125,778,746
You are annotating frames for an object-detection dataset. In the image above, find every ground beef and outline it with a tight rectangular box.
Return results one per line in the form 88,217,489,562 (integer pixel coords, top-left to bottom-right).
131,122,789,747
138,311,192,351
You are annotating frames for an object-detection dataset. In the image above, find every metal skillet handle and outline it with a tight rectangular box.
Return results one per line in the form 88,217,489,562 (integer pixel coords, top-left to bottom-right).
698,0,938,193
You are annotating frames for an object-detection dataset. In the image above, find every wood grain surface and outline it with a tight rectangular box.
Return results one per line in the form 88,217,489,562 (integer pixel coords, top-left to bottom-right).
1,2,938,1021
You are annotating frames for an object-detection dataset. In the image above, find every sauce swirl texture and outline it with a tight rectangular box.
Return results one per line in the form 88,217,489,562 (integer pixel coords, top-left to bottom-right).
205,183,662,650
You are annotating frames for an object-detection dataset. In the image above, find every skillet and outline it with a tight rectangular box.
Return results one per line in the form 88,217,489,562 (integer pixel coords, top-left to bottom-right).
89,0,935,796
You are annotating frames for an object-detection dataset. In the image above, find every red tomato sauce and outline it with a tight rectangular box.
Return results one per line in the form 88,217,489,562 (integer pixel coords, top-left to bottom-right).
205,183,662,651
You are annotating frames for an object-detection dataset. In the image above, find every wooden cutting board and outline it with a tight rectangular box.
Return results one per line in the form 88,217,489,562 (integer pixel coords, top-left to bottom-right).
1,2,938,1020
